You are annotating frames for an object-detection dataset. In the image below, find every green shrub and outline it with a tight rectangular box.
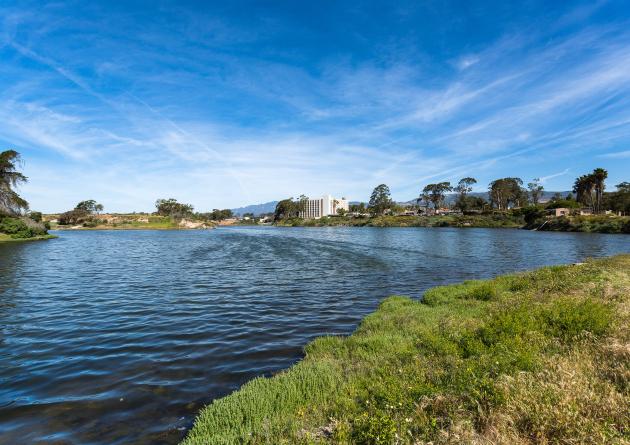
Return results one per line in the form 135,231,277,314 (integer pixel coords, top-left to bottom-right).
0,216,47,239
466,282,499,301
352,412,396,445
29,211,43,222
541,298,612,341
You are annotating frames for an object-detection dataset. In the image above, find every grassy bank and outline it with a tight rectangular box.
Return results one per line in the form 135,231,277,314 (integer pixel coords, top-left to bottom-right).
183,255,630,445
534,215,630,234
276,214,524,229
0,233,57,242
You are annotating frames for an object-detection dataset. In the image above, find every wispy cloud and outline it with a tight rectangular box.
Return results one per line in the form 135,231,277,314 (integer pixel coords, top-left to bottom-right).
0,1,629,212
599,150,630,159
540,169,571,183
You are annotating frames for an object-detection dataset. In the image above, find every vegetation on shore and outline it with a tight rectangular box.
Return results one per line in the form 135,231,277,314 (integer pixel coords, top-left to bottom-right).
183,255,630,444
0,150,51,240
49,213,208,230
275,212,630,233
272,170,629,234
52,198,233,230
530,214,630,234
0,232,57,242
275,213,524,229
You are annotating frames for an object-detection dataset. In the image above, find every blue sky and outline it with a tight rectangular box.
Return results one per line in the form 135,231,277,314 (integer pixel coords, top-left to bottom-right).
1,1,630,212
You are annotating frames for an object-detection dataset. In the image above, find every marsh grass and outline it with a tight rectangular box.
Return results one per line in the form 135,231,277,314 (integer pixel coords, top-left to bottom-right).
182,255,630,445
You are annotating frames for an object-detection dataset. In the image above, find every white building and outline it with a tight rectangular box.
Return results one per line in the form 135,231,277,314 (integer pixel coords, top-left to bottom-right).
300,195,349,219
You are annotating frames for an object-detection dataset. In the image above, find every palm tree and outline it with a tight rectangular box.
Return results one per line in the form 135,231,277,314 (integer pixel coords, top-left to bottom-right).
573,174,595,210
0,150,29,215
592,168,608,214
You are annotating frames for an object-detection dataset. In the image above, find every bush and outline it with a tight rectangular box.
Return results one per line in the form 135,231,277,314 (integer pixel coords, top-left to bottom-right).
518,205,546,225
466,282,499,301
58,209,91,225
541,298,612,341
28,211,43,222
545,199,580,209
0,215,47,238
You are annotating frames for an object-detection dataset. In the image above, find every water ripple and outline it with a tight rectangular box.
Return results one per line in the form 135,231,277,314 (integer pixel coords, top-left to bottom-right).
1,227,629,444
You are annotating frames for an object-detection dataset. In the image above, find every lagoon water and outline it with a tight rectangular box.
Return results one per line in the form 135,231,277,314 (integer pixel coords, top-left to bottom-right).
1,227,629,444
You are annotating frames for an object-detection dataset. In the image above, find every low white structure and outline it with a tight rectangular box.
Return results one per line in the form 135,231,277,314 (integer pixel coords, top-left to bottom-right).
300,195,349,219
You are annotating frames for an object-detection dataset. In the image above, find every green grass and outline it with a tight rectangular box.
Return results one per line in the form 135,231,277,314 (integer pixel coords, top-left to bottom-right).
537,215,630,234
0,233,57,242
182,255,630,445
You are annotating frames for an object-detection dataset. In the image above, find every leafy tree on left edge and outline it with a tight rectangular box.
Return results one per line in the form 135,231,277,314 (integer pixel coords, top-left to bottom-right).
0,149,29,215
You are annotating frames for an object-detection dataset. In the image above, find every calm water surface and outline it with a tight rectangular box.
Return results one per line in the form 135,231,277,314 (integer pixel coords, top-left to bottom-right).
1,227,629,444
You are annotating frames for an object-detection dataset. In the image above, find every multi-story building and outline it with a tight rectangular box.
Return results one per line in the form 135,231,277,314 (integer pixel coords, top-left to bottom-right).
300,195,349,219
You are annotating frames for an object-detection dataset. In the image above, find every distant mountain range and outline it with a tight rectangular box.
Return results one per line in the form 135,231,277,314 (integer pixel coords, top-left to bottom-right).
232,191,572,216
231,201,279,216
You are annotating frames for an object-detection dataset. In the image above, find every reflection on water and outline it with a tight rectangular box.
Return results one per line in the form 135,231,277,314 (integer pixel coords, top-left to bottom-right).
0,227,628,444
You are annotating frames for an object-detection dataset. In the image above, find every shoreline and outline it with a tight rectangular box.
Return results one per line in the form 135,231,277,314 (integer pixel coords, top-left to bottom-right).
52,226,215,231
272,214,630,234
182,254,630,444
0,234,58,243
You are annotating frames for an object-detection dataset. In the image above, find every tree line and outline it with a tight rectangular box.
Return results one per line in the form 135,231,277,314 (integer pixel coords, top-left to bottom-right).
57,197,235,226
2,148,628,225
361,168,627,216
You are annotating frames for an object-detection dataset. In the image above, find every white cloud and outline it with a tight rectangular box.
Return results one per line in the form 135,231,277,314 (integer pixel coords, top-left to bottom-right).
539,169,570,183
598,150,630,159
2,4,630,211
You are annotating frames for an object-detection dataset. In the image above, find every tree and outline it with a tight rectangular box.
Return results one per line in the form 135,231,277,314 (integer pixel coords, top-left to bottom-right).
75,199,103,214
592,168,608,214
368,184,392,215
573,174,595,210
603,182,630,215
616,182,630,193
489,177,525,210
422,182,452,210
155,198,194,218
573,169,607,213
205,209,234,221
349,202,367,213
0,150,29,215
58,208,91,225
274,198,300,220
455,177,476,196
527,178,544,205
545,199,580,210
416,190,430,213
454,177,477,211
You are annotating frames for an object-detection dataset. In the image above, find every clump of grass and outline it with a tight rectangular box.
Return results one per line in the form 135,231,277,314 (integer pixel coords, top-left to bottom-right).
182,255,630,445
466,282,499,301
541,297,613,341
490,349,629,443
